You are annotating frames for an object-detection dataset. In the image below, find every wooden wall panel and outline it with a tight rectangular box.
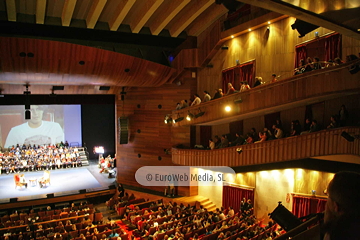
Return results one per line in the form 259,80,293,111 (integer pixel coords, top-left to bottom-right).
196,17,360,97
172,127,360,167
115,73,196,196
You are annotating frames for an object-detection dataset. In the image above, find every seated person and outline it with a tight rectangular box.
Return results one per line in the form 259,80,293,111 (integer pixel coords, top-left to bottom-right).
39,171,50,188
19,174,28,188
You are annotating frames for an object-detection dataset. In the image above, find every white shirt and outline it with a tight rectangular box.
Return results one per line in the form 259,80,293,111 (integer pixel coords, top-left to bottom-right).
5,121,64,148
191,97,201,106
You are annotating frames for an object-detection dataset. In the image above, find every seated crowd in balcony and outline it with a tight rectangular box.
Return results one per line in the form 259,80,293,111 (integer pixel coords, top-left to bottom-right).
174,53,360,111
208,104,349,150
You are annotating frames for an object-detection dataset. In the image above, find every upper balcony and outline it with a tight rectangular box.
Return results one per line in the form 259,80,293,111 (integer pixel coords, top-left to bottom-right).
172,126,360,168
170,59,360,126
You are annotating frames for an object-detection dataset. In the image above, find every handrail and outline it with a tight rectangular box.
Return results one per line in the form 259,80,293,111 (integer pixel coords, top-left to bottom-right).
170,59,360,126
172,127,360,167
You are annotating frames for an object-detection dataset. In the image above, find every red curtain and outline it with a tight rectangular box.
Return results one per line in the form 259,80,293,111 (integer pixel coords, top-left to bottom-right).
222,185,254,213
325,33,342,62
222,61,255,93
316,199,327,213
222,67,237,94
292,196,327,218
295,45,307,69
240,62,255,87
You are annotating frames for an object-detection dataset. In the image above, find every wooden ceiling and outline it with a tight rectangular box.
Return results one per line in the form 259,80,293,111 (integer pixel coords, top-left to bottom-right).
0,0,359,93
0,0,228,38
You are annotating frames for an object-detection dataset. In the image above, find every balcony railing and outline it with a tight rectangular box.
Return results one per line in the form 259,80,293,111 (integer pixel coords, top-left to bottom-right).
171,59,360,126
172,127,360,167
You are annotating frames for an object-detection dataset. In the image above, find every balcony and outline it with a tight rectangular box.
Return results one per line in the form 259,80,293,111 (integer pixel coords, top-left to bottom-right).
171,59,360,126
172,127,360,167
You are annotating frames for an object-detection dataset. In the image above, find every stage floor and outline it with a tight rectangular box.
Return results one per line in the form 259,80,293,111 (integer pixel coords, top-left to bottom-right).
0,161,115,202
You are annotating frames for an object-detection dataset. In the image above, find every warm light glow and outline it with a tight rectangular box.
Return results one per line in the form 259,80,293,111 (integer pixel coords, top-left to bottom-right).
267,26,270,30
231,35,234,38
268,21,271,24
225,106,231,112
164,119,167,124
248,28,251,31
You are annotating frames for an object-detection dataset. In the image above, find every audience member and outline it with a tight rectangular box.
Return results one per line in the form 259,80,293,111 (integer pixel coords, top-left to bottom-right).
191,94,201,106
219,135,229,148
253,77,262,87
272,124,283,139
338,104,349,127
313,57,322,70
230,133,245,146
271,74,277,83
213,89,223,100
240,81,250,92
209,139,215,150
290,120,302,136
323,171,360,240
334,57,343,65
203,91,211,102
327,115,339,129
226,83,236,95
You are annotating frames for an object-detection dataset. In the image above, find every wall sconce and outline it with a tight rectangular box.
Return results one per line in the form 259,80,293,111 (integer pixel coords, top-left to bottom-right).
225,106,232,112
236,148,243,154
234,98,243,104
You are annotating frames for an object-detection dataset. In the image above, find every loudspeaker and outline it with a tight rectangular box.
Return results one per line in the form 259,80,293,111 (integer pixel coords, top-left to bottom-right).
291,19,319,38
79,189,87,194
25,110,31,120
47,193,54,198
119,117,129,144
10,198,17,203
269,202,302,231
341,131,355,142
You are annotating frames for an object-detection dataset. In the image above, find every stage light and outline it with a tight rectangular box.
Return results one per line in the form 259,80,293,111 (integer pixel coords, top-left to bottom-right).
231,35,234,38
225,106,231,112
268,21,271,24
174,113,184,123
195,108,205,118
164,115,173,124
186,112,195,121
248,28,251,31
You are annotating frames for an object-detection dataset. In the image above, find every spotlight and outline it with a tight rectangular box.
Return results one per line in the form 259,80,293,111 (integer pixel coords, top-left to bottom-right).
25,110,31,120
340,131,360,142
225,106,231,112
164,115,173,124
236,148,242,154
195,108,205,118
174,114,184,123
186,112,195,121
175,117,184,123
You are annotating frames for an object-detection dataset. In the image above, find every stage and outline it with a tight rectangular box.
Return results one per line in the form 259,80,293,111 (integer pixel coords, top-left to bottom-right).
0,161,116,203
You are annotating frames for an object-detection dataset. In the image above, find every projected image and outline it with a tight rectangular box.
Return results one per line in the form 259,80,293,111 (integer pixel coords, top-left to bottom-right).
0,105,82,148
